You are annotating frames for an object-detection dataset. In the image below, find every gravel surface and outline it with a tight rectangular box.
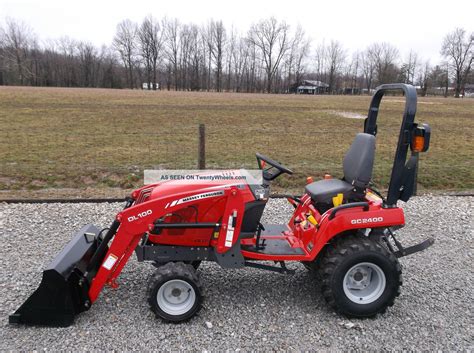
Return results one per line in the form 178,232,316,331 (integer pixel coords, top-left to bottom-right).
0,196,472,351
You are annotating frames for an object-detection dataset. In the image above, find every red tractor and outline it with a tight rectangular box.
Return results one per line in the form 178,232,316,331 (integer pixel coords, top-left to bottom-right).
10,84,433,327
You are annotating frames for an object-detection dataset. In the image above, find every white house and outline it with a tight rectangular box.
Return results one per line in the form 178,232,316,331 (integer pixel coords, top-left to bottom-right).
142,83,160,90
296,80,329,94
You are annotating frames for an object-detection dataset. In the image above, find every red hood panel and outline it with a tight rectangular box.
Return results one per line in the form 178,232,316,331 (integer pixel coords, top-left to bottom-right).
148,169,255,201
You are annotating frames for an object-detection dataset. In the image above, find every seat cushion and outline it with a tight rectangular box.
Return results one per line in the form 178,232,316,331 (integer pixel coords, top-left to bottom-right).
305,179,354,204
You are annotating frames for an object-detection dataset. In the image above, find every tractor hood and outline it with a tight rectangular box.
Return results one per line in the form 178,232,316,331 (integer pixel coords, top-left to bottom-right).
139,169,262,203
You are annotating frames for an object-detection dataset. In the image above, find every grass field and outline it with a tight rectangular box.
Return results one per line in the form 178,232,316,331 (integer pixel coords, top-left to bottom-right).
1,86,473,196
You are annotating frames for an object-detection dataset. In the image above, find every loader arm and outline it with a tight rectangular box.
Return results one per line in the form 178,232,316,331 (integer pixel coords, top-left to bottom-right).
88,186,245,303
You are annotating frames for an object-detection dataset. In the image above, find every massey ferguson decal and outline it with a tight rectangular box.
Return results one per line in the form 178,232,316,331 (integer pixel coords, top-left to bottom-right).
165,190,225,208
351,217,384,225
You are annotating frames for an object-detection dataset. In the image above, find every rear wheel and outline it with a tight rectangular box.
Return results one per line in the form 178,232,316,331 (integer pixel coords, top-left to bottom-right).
318,234,402,317
301,261,317,271
147,262,203,322
301,246,327,273
301,259,321,273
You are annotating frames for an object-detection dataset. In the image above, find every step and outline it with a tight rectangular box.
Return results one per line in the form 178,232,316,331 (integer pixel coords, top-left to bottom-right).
241,238,305,255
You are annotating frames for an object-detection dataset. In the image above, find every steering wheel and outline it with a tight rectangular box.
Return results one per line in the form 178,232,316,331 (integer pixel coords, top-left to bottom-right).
256,153,293,181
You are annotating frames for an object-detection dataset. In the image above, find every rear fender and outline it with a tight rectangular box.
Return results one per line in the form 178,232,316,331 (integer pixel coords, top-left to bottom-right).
308,204,405,261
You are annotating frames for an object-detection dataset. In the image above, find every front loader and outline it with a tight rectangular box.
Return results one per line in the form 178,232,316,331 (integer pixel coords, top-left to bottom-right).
9,83,433,327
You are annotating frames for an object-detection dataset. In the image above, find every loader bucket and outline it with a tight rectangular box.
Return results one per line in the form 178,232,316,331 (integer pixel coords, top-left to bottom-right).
9,224,104,327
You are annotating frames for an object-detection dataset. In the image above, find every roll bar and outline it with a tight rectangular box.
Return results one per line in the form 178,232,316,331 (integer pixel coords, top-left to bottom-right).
364,83,431,207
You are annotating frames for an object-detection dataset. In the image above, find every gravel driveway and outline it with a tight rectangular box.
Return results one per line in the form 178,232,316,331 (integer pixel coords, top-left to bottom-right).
0,196,472,351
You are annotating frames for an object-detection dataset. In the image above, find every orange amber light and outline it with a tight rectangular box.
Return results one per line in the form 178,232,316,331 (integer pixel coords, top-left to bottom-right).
412,135,425,152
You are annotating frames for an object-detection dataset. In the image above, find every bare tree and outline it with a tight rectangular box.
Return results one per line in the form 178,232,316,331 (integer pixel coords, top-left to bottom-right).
77,41,97,87
247,39,259,92
3,18,34,85
441,28,473,97
99,45,120,88
113,19,137,89
188,24,204,91
0,24,6,85
284,25,309,92
138,16,163,90
202,20,226,91
163,18,180,90
326,40,346,93
314,43,326,84
225,26,236,91
368,42,399,85
361,48,375,93
249,17,290,93
138,19,153,89
27,38,41,86
231,37,250,92
211,20,226,92
203,23,212,91
417,60,431,96
400,50,418,84
348,51,361,93
292,36,310,90
429,64,448,95
57,36,78,87
179,24,192,90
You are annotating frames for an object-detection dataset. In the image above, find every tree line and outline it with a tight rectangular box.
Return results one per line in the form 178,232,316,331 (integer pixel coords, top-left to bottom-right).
0,16,472,97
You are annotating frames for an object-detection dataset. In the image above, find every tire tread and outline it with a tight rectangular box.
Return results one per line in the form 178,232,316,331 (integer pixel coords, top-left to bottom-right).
147,262,203,322
318,234,402,317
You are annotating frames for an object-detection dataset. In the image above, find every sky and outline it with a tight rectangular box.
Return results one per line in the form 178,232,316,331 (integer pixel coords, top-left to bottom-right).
1,0,473,64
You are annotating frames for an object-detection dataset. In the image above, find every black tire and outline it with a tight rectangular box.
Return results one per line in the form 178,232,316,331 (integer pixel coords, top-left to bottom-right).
301,261,317,271
301,246,327,273
318,234,402,317
147,262,203,322
152,260,201,270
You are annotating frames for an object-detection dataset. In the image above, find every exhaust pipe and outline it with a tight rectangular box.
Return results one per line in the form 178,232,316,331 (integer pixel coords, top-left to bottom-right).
9,224,105,327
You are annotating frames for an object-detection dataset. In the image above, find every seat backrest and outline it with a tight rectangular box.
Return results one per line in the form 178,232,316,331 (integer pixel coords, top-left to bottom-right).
343,133,376,188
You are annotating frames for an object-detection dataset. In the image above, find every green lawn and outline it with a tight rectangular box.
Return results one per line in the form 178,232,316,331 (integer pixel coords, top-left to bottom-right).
1,86,473,195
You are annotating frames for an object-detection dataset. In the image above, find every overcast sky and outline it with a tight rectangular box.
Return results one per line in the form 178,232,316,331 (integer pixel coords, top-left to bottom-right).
1,0,473,64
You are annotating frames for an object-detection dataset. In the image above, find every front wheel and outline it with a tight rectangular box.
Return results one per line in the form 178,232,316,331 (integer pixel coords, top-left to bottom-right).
147,262,203,322
318,235,402,317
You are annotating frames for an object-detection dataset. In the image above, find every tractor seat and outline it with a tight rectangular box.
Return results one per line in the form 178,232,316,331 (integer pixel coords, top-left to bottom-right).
305,133,376,204
305,179,353,204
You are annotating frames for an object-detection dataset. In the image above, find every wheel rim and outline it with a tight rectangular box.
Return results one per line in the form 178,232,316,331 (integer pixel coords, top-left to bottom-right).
343,262,386,304
157,279,196,316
